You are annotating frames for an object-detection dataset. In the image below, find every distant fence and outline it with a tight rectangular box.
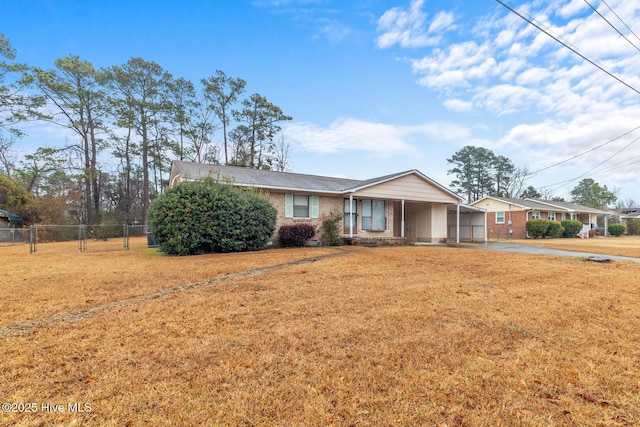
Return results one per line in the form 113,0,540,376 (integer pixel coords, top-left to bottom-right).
0,228,29,246
0,225,154,254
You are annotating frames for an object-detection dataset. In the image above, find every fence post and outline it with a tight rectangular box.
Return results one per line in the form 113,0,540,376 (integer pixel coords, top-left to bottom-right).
78,225,87,253
123,224,129,251
29,225,37,254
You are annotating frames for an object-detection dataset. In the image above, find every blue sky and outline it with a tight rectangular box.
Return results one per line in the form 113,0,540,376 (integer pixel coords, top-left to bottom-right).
3,0,640,203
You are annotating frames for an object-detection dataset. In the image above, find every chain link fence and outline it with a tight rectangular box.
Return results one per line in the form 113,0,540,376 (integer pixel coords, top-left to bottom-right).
21,225,154,254
0,228,29,246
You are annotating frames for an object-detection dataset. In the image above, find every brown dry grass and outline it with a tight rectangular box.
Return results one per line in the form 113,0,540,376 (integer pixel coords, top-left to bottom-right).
1,239,639,426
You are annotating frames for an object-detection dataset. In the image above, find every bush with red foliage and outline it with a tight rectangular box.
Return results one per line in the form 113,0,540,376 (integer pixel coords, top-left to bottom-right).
278,223,316,247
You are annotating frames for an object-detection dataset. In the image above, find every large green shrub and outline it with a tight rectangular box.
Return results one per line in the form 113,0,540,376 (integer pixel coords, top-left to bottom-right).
526,218,549,239
148,180,277,255
545,220,564,238
608,223,626,237
561,219,583,238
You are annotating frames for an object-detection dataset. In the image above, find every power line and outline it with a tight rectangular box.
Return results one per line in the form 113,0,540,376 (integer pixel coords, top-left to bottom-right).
540,133,640,192
601,0,640,44
494,0,640,96
529,125,640,174
583,0,640,53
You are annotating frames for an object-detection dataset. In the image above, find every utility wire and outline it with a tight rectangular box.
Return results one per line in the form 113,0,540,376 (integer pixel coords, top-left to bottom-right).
540,134,640,192
529,125,640,174
601,0,640,44
583,0,640,53
495,0,640,96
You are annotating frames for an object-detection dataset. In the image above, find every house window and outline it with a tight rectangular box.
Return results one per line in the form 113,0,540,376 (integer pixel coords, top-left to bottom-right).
531,211,540,219
285,194,319,218
496,211,505,224
570,213,577,220
362,200,387,231
548,212,556,221
344,198,357,230
294,195,309,217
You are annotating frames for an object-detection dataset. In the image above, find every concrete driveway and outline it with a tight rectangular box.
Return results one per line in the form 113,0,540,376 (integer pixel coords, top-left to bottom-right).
457,242,640,263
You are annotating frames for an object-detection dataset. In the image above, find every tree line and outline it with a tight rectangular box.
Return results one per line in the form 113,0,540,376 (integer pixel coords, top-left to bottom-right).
0,34,292,227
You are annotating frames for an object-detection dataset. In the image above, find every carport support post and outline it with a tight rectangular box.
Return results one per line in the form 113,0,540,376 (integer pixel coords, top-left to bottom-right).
456,204,460,244
401,199,405,238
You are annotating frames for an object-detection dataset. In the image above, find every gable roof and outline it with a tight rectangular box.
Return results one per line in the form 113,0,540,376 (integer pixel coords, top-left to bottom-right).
473,196,557,211
169,161,463,202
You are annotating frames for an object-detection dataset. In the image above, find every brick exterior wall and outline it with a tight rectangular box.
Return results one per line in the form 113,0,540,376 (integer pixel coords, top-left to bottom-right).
268,193,343,243
267,192,396,243
487,210,567,239
487,211,528,239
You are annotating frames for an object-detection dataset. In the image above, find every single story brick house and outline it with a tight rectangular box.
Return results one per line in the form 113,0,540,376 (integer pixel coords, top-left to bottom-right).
168,161,487,244
471,196,612,239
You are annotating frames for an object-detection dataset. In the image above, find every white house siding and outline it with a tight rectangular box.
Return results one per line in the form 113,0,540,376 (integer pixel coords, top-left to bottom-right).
352,174,460,204
473,199,526,213
428,204,448,242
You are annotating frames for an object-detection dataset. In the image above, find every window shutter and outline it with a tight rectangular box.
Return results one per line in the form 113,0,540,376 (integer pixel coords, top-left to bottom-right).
285,194,293,218
310,196,319,219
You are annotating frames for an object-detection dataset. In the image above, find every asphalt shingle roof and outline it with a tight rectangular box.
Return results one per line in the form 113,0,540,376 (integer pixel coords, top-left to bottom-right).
171,161,438,195
481,196,611,215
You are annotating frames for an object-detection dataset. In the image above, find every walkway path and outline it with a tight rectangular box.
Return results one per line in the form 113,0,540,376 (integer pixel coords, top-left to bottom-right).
0,248,354,339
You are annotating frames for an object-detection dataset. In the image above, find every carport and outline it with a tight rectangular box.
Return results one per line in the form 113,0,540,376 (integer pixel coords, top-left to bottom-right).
447,204,487,243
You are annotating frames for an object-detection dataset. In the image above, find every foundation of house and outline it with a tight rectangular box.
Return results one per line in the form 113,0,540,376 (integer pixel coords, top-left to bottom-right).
343,237,408,247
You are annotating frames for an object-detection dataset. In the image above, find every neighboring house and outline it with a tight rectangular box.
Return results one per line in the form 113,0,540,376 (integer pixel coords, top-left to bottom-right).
471,196,612,239
618,207,640,231
618,207,640,220
0,208,22,228
169,161,487,244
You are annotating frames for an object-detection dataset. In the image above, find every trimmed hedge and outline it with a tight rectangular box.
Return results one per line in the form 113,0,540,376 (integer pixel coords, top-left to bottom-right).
561,219,583,238
278,223,316,247
526,218,549,239
545,220,564,238
148,179,277,255
608,223,626,237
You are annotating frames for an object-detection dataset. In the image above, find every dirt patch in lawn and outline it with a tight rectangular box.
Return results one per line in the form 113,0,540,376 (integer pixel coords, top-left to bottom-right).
2,243,639,426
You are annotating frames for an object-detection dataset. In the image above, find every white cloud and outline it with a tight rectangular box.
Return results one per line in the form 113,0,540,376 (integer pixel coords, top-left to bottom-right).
376,0,455,49
515,67,551,85
284,118,475,157
376,0,429,48
428,11,456,33
411,41,496,89
284,118,417,156
443,99,473,112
